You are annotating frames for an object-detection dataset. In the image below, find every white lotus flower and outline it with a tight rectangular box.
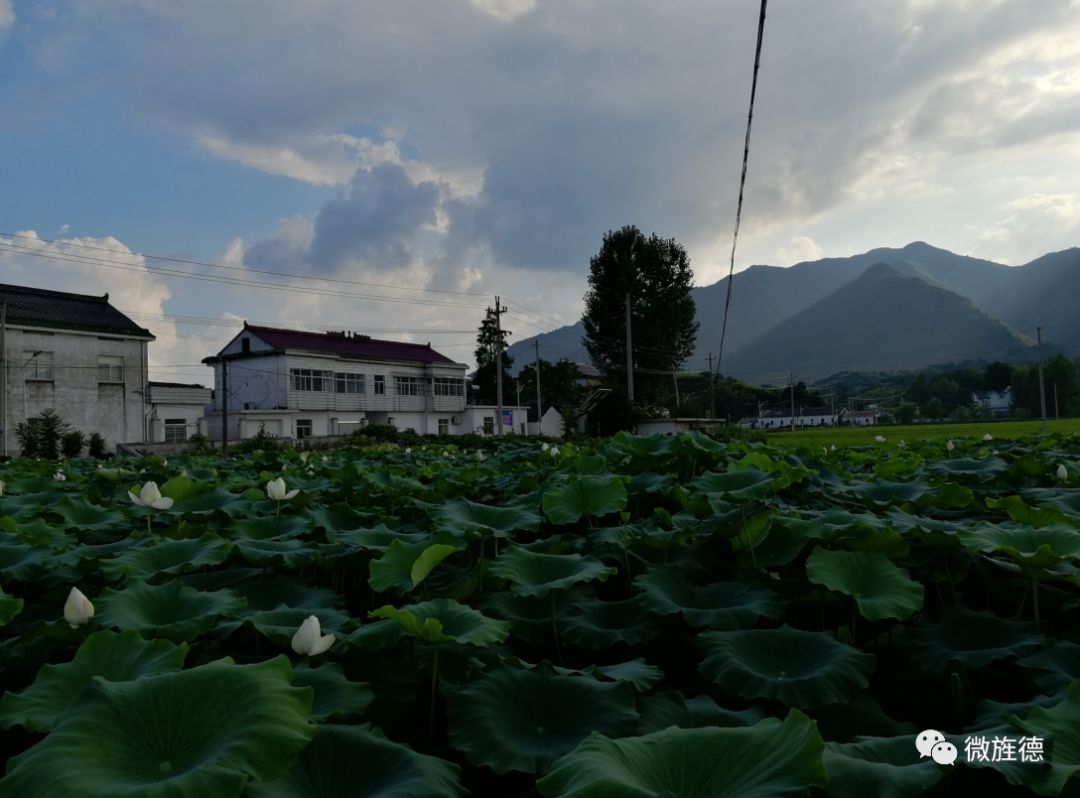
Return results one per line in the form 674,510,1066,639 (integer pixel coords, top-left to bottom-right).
54,471,66,481
444,450,452,458
128,480,174,510
404,447,412,455
549,446,560,457
64,587,95,629
874,435,885,443
266,477,299,502
1057,464,1068,481
0,480,4,496
322,456,329,463
829,445,836,451
898,440,906,448
306,468,315,477
475,450,486,462
983,433,993,442
946,440,955,451
281,463,288,472
162,458,168,467
291,615,335,656
299,452,310,464
541,442,550,452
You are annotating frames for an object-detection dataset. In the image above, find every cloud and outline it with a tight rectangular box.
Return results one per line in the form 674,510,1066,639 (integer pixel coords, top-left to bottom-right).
468,0,537,23
975,193,1080,264
776,236,825,266
0,1,12,38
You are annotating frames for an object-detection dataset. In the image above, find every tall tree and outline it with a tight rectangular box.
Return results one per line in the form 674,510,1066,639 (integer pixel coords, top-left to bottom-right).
472,306,513,406
582,225,698,408
515,359,583,421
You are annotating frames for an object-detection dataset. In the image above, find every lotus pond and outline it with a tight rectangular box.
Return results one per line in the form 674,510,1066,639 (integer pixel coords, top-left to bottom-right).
2,432,1080,796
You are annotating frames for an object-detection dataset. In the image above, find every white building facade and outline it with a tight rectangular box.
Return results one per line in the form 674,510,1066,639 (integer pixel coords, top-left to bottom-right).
146,382,211,443
203,324,525,440
0,284,152,455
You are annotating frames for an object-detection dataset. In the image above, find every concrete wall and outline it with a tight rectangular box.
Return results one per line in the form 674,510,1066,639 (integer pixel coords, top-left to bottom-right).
1,324,148,454
146,384,211,443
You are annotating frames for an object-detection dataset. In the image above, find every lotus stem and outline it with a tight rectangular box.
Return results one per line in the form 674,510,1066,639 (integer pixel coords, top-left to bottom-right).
429,645,440,749
146,511,152,536
551,592,564,666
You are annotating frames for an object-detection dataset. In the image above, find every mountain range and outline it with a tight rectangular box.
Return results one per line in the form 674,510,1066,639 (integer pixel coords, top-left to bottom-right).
507,242,1080,383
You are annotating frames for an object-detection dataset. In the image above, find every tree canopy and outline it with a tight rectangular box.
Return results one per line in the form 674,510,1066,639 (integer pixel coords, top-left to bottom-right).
472,306,513,406
582,225,698,408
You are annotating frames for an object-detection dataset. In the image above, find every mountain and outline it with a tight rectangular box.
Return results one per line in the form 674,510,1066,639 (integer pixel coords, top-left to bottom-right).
506,242,1077,383
721,263,1032,381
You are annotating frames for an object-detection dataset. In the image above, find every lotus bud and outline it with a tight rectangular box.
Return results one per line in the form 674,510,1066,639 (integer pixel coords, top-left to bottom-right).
64,587,95,629
550,446,560,457
404,447,412,455
291,614,335,656
874,435,885,443
898,440,906,448
1057,464,1068,481
266,477,299,502
0,479,4,496
829,445,836,451
475,450,485,462
983,433,993,442
128,480,174,510
946,440,955,451
54,471,66,481
306,468,315,477
541,442,550,452
299,452,310,464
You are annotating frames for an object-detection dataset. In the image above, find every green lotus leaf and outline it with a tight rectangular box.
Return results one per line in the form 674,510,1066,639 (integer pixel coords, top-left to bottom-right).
822,736,943,798
1018,642,1080,692
428,497,542,539
0,584,23,626
591,659,663,691
0,542,52,582
480,591,576,644
447,662,639,774
537,710,826,798
221,606,352,647
699,626,874,709
908,607,1045,671
850,480,931,505
290,661,374,722
157,475,205,502
49,497,127,530
0,656,314,798
95,580,246,642
958,522,1080,570
370,598,509,646
635,565,783,629
368,540,464,593
6,517,74,550
303,505,374,536
692,469,777,500
637,691,765,734
999,680,1080,795
344,619,406,652
805,547,923,621
542,475,628,525
917,482,975,510
0,630,187,732
169,487,245,515
969,693,1063,732
326,523,426,552
928,456,1009,481
99,533,232,580
986,495,1072,528
247,723,466,798
233,581,343,613
561,596,660,648
233,537,318,567
230,516,310,540
490,546,616,598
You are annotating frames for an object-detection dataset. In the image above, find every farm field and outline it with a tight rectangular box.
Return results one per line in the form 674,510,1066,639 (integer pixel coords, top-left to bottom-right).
769,418,1080,448
2,432,1080,795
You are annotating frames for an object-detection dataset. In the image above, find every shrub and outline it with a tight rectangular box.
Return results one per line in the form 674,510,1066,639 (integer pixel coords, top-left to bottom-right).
61,431,85,458
187,433,213,454
701,425,766,444
15,409,71,460
87,432,108,459
233,422,284,454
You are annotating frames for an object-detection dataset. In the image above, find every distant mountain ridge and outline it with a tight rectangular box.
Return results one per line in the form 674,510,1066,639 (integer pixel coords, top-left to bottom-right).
506,242,1080,383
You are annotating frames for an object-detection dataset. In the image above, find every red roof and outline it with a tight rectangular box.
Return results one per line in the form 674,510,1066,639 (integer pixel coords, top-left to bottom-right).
242,325,458,365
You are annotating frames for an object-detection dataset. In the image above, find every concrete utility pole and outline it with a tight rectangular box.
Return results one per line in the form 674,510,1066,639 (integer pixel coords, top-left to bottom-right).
534,339,542,435
789,372,796,431
706,352,715,419
494,297,507,436
624,293,634,402
1037,326,1048,433
222,359,230,454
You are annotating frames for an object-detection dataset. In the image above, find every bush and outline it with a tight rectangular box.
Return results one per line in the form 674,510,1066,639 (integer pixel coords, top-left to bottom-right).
61,431,85,458
87,432,108,459
354,423,399,442
15,409,71,460
187,433,213,454
233,422,284,454
700,425,767,444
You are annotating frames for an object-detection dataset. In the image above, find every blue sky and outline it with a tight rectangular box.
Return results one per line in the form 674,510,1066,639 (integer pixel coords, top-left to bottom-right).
2,0,1080,380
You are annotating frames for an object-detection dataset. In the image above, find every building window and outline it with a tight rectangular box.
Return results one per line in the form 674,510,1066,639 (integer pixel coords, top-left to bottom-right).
335,372,365,394
296,419,313,439
374,375,385,395
433,377,465,397
241,338,251,354
23,350,54,380
291,369,332,392
438,418,449,435
394,376,419,396
483,417,494,435
97,355,124,383
164,419,187,444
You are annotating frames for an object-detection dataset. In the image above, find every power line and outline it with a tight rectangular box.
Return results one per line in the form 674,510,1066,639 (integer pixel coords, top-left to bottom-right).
717,0,768,372
0,231,489,298
118,309,478,335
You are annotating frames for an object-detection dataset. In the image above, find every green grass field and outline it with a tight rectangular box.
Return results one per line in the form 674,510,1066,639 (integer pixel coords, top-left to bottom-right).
766,417,1080,448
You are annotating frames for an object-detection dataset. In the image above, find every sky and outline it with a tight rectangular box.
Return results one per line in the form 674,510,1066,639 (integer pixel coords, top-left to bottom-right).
2,0,1080,381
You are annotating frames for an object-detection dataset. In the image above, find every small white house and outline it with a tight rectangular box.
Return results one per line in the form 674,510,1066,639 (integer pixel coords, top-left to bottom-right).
528,406,566,438
845,409,878,426
752,405,838,429
972,388,1012,417
0,282,153,454
146,382,211,443
636,417,726,435
456,405,529,436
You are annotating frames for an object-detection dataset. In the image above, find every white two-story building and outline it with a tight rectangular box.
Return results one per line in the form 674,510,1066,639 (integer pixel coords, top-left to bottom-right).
0,283,153,455
202,324,525,440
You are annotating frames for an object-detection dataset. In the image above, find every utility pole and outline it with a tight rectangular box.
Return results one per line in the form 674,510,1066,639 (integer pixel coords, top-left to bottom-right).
0,299,6,458
222,359,230,454
706,352,715,419
494,297,507,436
1054,381,1060,420
673,370,680,408
624,293,634,402
534,339,542,435
789,372,796,432
1037,326,1048,433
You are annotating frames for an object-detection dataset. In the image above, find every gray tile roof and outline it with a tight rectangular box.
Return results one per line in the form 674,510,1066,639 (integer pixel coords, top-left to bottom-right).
0,283,154,338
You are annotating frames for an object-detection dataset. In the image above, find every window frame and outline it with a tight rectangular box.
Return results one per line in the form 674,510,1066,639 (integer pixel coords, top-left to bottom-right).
433,377,465,397
23,350,54,381
374,375,385,395
163,418,187,444
438,418,449,436
334,372,365,394
97,355,124,384
394,375,419,396
295,419,313,439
